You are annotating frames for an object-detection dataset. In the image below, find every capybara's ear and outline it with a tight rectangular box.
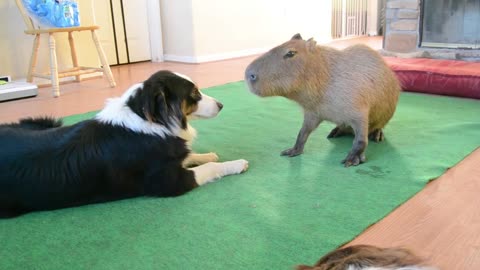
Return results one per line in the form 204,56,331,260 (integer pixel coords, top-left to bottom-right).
291,33,303,40
306,38,317,52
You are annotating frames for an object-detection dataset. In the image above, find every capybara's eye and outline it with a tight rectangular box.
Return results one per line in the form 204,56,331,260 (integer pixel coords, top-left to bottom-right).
284,50,297,59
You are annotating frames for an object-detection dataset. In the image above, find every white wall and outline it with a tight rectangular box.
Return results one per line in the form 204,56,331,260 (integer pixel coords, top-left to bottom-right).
0,0,100,81
162,0,333,63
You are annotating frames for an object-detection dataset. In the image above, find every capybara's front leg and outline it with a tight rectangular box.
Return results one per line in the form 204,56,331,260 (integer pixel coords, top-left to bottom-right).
281,112,322,157
342,117,368,167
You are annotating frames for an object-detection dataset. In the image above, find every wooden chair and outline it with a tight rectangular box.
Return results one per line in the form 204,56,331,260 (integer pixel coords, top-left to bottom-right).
15,0,116,97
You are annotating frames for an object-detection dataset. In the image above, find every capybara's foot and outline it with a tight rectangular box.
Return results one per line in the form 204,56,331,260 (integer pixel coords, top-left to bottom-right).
327,126,348,139
342,152,366,167
369,129,384,142
281,147,303,157
342,140,367,167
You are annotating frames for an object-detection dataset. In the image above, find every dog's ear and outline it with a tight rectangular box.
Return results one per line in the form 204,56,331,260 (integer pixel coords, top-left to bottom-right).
144,86,187,128
168,98,187,129
143,89,169,125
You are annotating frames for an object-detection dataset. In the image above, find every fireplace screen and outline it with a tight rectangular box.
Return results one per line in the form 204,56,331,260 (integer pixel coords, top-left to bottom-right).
421,0,480,49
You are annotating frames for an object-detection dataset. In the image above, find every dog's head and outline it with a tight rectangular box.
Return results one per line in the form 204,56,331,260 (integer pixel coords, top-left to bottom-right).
126,70,223,129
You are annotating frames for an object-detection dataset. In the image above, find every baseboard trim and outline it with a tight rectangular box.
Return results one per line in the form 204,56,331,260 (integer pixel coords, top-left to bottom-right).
163,55,197,63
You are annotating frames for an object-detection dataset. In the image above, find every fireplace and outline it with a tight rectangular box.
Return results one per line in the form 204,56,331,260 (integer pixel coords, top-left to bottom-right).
421,0,480,49
383,0,480,60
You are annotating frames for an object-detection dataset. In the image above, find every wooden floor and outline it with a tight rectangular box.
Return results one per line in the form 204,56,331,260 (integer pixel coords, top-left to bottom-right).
348,148,480,270
1,36,479,269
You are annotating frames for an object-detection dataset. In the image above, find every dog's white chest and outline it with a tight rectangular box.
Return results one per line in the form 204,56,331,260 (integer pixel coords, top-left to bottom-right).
178,124,197,147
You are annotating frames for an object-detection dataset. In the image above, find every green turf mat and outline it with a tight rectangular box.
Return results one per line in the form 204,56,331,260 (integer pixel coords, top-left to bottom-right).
1,82,479,269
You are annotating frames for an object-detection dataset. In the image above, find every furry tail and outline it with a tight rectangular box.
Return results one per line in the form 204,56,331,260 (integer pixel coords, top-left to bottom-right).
18,117,63,130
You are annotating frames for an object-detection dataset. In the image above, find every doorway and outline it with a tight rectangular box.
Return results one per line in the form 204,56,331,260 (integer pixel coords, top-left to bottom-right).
93,0,155,65
332,0,369,39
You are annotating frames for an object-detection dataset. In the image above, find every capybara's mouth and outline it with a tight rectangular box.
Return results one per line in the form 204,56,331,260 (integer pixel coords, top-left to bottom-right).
245,84,263,97
244,79,260,95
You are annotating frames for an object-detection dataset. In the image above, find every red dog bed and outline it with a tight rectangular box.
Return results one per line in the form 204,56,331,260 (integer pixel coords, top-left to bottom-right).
384,57,480,99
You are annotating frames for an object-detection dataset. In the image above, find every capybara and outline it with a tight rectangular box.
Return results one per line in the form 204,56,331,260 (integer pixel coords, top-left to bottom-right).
296,245,434,270
245,34,401,167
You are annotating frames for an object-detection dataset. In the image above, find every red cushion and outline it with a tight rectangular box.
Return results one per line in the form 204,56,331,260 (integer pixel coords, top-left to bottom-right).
384,57,480,99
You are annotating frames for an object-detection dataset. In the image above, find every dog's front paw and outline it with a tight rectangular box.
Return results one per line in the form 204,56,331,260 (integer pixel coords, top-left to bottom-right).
205,152,219,162
223,159,249,175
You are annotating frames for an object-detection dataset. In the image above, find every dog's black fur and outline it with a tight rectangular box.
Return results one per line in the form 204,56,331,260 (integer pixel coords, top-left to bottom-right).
0,71,204,218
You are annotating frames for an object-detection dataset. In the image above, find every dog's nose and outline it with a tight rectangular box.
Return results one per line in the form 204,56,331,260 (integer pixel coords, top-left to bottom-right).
216,101,223,111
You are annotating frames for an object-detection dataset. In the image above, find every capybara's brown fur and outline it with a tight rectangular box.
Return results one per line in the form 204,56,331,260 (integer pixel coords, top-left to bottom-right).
245,34,401,166
296,245,431,270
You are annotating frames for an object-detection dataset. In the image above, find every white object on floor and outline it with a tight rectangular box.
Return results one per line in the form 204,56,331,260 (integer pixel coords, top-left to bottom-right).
0,81,38,102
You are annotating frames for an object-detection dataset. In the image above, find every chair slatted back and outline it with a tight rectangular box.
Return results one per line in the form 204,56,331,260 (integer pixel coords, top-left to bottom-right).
14,0,39,32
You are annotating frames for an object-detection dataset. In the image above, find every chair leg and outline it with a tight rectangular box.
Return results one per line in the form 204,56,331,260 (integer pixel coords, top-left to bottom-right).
68,31,81,82
91,30,116,87
48,33,60,97
27,34,41,83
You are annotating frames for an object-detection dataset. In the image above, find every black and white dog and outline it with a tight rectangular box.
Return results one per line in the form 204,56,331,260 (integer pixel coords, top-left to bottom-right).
0,70,248,218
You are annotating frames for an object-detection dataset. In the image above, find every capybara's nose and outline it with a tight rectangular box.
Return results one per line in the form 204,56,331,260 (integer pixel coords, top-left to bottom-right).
247,72,257,82
216,101,223,111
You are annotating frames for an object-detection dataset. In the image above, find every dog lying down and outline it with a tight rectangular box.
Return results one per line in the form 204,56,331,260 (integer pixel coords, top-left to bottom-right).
0,70,248,218
296,245,436,270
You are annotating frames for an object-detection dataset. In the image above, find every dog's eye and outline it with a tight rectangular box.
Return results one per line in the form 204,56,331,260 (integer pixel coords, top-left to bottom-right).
191,90,201,101
284,50,297,59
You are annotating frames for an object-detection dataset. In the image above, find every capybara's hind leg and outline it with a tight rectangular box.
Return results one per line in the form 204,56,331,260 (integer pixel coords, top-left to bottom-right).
368,129,384,142
327,126,352,139
281,112,322,157
342,118,368,167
